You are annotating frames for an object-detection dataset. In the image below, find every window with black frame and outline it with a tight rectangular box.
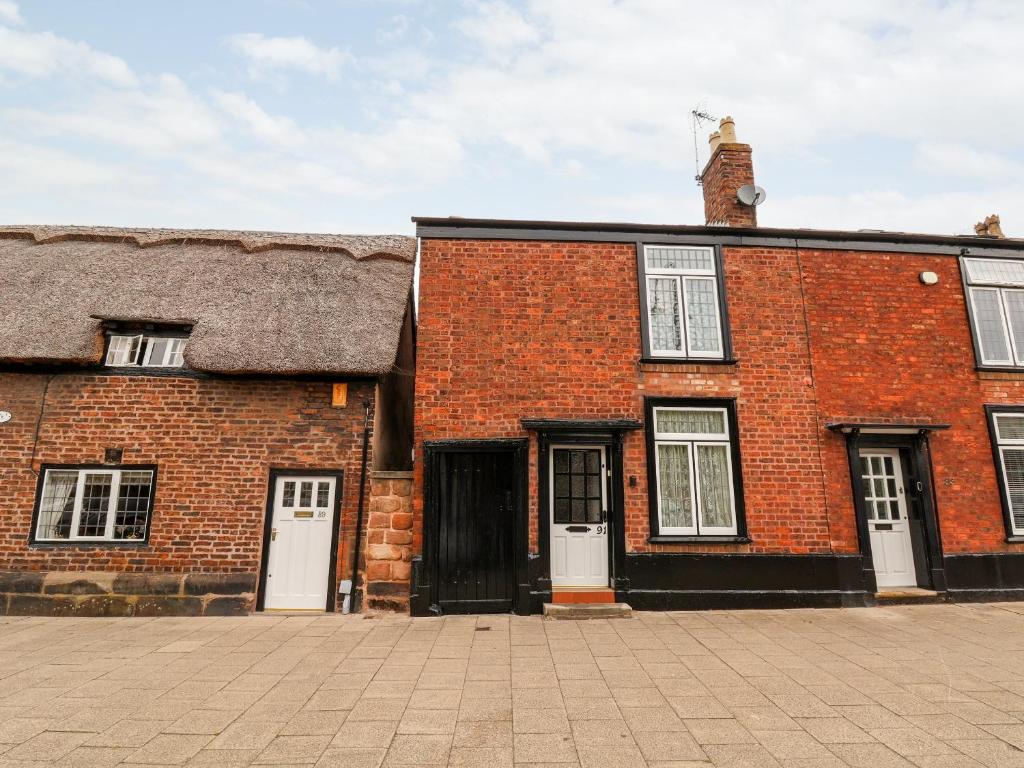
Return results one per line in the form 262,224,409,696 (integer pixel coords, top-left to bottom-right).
641,244,729,361
645,397,747,540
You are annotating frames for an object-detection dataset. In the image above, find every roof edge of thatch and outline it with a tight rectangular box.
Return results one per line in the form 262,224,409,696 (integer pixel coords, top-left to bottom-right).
0,226,416,263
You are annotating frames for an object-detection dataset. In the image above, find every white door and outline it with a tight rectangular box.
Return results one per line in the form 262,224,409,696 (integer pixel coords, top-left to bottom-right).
550,446,609,588
860,450,917,589
264,475,338,610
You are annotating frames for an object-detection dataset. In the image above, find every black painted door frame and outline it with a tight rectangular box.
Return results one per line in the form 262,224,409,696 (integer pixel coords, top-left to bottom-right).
532,424,634,603
843,430,946,593
421,439,529,615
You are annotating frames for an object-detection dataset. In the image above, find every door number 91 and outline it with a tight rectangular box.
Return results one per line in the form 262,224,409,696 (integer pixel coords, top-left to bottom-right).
595,525,605,534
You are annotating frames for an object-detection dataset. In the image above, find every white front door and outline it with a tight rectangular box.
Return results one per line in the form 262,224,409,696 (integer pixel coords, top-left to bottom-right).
549,446,609,588
860,450,917,589
264,475,338,610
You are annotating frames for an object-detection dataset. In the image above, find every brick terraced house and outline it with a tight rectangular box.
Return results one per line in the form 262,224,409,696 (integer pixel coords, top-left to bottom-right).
0,226,415,616
409,117,1024,615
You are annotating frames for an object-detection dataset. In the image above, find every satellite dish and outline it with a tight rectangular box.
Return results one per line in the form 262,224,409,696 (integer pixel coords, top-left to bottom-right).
737,184,766,206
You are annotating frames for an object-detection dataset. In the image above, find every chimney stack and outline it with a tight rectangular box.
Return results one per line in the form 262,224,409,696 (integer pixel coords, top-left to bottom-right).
975,214,1005,238
700,116,757,228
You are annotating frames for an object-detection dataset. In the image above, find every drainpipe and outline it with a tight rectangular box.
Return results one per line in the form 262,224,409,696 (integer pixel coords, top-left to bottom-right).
347,400,372,613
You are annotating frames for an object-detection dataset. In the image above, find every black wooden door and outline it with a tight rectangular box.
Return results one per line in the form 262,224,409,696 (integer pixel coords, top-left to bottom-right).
429,447,518,614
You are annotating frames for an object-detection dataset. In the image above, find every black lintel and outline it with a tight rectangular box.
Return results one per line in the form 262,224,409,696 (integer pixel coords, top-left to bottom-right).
520,418,643,432
826,422,951,434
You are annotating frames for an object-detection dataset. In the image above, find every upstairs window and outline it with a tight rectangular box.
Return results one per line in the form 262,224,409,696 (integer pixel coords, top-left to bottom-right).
104,333,187,368
640,245,729,361
964,258,1024,367
33,466,156,543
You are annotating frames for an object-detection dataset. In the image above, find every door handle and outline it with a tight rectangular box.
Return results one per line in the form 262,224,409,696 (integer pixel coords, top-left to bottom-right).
271,528,278,541
565,525,591,533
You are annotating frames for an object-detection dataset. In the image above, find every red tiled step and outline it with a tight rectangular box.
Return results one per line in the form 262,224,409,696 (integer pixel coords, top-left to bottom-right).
551,588,616,605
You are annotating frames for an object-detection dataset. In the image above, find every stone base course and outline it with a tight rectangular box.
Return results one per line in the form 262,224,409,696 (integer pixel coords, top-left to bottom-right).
0,570,255,616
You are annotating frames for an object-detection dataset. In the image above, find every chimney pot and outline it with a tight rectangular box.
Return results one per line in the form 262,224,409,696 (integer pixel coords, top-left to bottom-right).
718,116,737,144
975,214,1005,238
708,130,721,153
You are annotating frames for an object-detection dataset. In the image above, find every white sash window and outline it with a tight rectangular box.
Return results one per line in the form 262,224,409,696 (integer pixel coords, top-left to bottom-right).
992,411,1024,536
964,258,1024,367
652,406,738,536
643,245,725,360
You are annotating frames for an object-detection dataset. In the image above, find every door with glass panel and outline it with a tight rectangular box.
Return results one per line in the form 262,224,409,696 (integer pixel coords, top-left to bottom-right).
860,450,916,588
264,475,338,610
549,446,608,588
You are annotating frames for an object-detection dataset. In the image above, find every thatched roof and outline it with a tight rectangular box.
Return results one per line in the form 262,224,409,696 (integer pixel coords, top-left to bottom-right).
0,225,416,376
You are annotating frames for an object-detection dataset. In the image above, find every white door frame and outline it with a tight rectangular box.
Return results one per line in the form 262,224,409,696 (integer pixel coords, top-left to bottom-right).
548,444,611,588
859,448,918,589
260,471,342,611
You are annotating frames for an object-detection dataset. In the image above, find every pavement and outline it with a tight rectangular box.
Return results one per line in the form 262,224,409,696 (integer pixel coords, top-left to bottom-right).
4,605,1024,766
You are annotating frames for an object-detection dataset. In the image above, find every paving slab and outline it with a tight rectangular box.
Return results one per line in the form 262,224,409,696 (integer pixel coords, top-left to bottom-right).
6,604,1024,765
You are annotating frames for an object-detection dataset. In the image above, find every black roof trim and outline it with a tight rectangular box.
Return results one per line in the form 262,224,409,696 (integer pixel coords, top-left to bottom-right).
413,217,1024,257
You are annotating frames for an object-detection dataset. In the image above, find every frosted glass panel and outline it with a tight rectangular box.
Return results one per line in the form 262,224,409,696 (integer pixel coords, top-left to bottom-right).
965,258,1024,285
657,444,693,529
647,246,714,271
648,277,682,352
697,444,733,529
1003,447,1024,531
655,409,725,436
996,414,1024,442
970,288,1011,362
685,277,722,353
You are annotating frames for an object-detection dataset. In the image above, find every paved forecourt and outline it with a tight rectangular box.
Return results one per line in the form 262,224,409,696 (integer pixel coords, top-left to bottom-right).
4,604,1024,766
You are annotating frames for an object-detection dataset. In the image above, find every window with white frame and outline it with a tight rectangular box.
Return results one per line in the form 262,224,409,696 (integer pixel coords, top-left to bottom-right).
650,404,740,536
34,467,155,542
964,258,1024,367
642,245,725,359
105,334,187,368
991,410,1024,536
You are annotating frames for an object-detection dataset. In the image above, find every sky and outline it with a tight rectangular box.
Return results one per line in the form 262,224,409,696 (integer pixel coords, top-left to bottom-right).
2,0,1023,237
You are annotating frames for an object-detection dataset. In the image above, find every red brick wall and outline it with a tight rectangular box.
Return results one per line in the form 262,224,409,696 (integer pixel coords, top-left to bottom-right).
801,248,1024,554
0,373,374,594
415,239,830,556
415,237,1024,563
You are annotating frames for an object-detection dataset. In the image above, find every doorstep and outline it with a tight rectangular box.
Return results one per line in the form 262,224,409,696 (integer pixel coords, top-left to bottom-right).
551,587,616,604
875,587,946,605
543,602,632,620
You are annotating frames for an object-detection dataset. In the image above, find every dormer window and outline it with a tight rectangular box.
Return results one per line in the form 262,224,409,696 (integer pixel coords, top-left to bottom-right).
105,335,187,367
101,320,191,369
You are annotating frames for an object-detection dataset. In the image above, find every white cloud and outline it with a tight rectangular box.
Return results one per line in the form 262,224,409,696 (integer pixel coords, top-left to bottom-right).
768,187,1024,237
0,136,126,187
212,90,306,148
455,1,540,53
916,142,1023,182
0,1,23,25
8,74,221,152
410,1,1024,170
226,33,350,79
0,26,136,86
